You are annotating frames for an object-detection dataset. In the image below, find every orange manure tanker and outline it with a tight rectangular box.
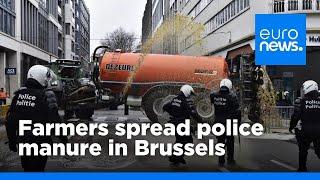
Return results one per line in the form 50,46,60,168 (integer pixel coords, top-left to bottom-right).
93,47,229,123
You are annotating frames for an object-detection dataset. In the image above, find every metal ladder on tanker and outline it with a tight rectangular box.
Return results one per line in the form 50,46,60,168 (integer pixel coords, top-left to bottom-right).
239,54,256,122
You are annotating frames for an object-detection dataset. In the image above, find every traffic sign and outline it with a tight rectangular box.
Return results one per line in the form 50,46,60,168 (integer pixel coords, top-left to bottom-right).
5,68,17,75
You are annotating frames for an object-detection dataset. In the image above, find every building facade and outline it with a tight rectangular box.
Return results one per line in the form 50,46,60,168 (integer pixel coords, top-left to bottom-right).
148,0,180,54
60,0,90,75
0,0,90,99
142,0,320,101
60,0,76,60
142,0,152,45
75,0,90,76
0,0,61,98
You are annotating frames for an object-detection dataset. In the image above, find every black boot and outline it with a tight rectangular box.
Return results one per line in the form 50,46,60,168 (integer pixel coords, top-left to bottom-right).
297,167,308,172
218,157,225,167
179,158,186,165
227,159,236,166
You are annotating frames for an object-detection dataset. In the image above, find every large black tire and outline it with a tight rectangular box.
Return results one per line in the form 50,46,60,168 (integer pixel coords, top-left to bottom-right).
142,87,177,123
192,91,215,124
75,107,94,120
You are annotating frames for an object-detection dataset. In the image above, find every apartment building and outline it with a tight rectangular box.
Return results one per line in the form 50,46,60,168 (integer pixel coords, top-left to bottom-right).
0,0,90,98
149,0,180,54
142,0,152,45
0,0,61,97
75,0,90,76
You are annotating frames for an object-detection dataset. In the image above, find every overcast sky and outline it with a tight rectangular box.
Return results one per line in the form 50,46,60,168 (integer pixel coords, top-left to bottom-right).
86,0,147,54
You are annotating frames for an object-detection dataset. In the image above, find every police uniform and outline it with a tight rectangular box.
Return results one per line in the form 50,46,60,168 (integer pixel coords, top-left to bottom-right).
290,90,320,171
163,92,201,165
210,87,240,165
6,79,66,172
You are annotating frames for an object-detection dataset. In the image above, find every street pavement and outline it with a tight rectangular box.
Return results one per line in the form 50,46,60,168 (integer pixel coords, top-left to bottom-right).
1,108,320,172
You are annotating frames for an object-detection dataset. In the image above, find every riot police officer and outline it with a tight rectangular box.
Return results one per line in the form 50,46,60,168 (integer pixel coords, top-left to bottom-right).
290,80,320,172
6,65,67,172
163,85,202,166
210,79,240,167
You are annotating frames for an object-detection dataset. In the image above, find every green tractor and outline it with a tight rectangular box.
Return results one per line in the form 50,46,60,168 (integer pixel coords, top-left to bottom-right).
49,59,96,120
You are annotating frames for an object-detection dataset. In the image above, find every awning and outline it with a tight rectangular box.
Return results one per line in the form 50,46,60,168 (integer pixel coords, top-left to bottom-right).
226,44,253,60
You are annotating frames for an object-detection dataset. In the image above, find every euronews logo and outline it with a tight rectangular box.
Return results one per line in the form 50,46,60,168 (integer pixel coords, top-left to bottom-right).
255,14,306,65
259,29,304,52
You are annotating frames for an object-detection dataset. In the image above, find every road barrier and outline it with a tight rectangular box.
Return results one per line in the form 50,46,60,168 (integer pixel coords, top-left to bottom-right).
266,106,294,129
0,105,10,124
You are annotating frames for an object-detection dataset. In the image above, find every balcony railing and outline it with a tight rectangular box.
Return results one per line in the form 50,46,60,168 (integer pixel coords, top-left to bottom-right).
272,0,320,13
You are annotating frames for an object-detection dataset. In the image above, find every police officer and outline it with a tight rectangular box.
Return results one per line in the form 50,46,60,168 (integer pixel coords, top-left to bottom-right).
6,65,67,172
163,85,202,166
211,79,240,167
290,80,320,172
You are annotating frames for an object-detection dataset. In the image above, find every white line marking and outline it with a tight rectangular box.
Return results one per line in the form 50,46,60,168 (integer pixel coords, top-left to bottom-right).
218,167,230,172
270,160,296,171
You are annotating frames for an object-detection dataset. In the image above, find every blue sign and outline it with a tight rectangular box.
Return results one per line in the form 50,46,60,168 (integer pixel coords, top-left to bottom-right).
5,68,17,75
0,173,320,180
255,14,306,65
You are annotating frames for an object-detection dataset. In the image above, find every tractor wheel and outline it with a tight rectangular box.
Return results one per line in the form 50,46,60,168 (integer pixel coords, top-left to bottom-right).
192,91,215,124
142,87,176,124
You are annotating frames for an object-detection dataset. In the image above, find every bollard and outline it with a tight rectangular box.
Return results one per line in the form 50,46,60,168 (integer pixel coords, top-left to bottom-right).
124,104,129,116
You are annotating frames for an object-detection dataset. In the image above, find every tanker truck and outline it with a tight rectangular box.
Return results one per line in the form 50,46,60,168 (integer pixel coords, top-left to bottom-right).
92,47,229,123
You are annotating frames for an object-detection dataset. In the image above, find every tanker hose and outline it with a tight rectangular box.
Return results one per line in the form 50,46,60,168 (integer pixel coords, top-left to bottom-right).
92,45,109,90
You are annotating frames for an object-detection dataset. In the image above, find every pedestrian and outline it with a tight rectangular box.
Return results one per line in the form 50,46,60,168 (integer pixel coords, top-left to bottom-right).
290,80,320,172
163,85,202,166
0,88,8,105
210,79,240,167
5,65,68,172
